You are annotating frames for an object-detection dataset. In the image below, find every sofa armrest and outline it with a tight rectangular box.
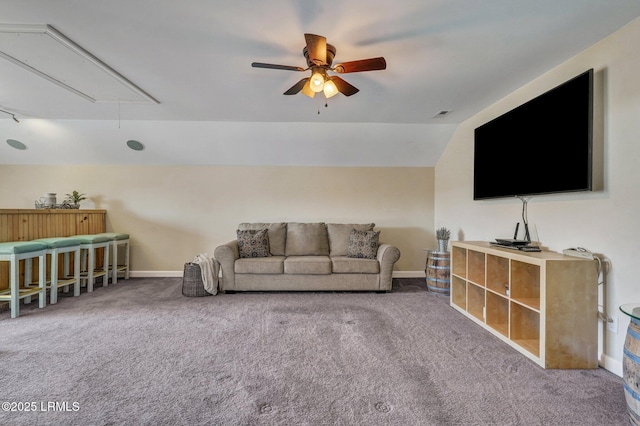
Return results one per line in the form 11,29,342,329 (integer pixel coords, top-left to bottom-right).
214,240,239,291
377,243,401,291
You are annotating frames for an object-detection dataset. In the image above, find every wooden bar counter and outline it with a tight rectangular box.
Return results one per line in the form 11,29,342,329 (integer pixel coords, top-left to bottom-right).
0,209,106,291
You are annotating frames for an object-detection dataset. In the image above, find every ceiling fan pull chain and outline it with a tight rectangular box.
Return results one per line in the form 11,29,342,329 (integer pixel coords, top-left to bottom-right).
316,100,329,115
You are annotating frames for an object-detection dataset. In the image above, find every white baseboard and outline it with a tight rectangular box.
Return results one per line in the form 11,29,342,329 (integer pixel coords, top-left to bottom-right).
130,271,183,278
600,353,623,377
131,270,426,279
393,271,425,278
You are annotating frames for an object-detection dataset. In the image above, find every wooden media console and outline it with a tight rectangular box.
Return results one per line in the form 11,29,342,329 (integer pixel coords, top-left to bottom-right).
450,241,598,369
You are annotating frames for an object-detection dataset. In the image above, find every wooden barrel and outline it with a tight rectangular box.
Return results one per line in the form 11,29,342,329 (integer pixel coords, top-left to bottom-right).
425,251,450,294
624,317,640,425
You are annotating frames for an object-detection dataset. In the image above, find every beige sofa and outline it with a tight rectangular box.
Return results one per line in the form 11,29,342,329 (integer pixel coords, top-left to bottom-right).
214,222,401,293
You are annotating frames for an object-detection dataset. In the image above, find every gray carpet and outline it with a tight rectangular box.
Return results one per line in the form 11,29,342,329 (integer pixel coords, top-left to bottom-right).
0,278,627,425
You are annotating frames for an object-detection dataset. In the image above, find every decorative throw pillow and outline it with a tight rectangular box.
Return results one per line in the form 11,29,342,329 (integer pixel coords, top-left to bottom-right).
347,229,380,259
238,223,287,256
327,223,375,256
237,229,270,258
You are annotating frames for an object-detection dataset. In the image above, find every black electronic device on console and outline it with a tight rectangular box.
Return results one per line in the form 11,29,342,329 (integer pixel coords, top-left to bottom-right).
495,239,530,247
494,222,530,247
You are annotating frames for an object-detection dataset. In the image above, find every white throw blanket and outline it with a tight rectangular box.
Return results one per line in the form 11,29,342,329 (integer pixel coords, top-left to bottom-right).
192,253,219,295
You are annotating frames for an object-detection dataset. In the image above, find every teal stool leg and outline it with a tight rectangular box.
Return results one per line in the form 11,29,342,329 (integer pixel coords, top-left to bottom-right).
73,247,81,297
10,254,19,319
87,246,95,292
82,242,109,291
50,248,59,304
125,240,130,279
62,249,81,297
111,240,117,284
103,244,109,287
112,239,131,283
37,253,46,309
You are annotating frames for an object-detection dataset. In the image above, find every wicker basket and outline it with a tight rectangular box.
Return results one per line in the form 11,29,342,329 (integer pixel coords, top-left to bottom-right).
182,262,211,297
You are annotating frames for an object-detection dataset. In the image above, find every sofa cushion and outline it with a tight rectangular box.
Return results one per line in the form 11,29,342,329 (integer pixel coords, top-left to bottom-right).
235,256,285,274
284,256,332,275
237,229,270,258
331,256,380,274
327,223,375,256
285,222,329,256
347,229,381,259
238,223,287,256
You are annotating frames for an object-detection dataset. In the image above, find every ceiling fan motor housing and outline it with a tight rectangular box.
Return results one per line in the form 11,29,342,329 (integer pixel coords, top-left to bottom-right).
303,44,336,67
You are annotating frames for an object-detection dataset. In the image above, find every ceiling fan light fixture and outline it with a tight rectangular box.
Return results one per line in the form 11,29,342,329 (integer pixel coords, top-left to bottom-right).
323,79,338,98
301,80,315,98
310,69,325,93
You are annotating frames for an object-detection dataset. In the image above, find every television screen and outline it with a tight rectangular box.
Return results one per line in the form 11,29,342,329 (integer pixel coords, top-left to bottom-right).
473,69,593,200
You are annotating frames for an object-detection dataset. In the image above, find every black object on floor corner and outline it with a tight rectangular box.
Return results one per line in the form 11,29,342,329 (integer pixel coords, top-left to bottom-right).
182,262,211,297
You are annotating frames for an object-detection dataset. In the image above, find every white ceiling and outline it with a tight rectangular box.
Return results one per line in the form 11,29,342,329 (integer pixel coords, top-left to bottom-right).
1,1,640,165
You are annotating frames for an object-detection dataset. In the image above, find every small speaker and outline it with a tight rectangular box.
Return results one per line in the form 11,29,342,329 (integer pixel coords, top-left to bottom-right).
126,140,144,151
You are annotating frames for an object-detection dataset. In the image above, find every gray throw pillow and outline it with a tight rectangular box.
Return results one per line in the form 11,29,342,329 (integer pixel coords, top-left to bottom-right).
237,229,270,258
347,229,381,259
285,222,329,256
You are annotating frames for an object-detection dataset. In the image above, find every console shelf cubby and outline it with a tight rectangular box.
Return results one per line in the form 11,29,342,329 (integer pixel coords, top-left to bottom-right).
449,241,598,369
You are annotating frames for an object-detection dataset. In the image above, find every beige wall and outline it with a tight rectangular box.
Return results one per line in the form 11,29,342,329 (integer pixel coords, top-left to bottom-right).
435,17,640,375
0,165,434,274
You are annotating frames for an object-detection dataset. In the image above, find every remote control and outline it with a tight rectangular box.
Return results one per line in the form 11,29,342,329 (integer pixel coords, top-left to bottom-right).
519,246,541,252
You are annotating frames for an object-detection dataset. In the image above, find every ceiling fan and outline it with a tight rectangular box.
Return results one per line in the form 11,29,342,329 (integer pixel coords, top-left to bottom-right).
251,33,386,98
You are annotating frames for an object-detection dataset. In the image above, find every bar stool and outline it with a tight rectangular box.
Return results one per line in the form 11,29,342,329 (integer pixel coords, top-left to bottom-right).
75,234,110,292
97,233,130,284
31,237,81,304
0,241,47,318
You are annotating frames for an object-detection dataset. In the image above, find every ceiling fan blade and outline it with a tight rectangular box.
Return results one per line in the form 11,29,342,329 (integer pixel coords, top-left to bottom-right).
304,33,327,65
283,78,310,95
333,57,387,73
330,76,359,97
252,62,306,72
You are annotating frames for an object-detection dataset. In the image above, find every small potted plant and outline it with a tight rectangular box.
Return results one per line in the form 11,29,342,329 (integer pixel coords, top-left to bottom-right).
436,226,451,252
65,190,87,209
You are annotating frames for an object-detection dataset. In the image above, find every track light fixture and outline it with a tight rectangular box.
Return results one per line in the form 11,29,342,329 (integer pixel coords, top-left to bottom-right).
0,109,20,123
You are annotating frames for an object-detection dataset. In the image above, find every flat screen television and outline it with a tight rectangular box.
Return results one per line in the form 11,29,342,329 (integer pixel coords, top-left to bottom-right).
473,69,593,200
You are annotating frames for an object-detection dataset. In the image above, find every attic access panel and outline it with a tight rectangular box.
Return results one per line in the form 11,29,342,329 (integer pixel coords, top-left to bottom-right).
0,24,158,103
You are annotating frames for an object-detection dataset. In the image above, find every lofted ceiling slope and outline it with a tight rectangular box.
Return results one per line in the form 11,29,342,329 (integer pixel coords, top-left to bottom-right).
0,1,639,166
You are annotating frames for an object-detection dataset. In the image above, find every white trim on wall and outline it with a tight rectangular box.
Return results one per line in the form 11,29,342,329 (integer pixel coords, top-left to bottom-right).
393,271,425,278
600,354,623,377
130,271,183,278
